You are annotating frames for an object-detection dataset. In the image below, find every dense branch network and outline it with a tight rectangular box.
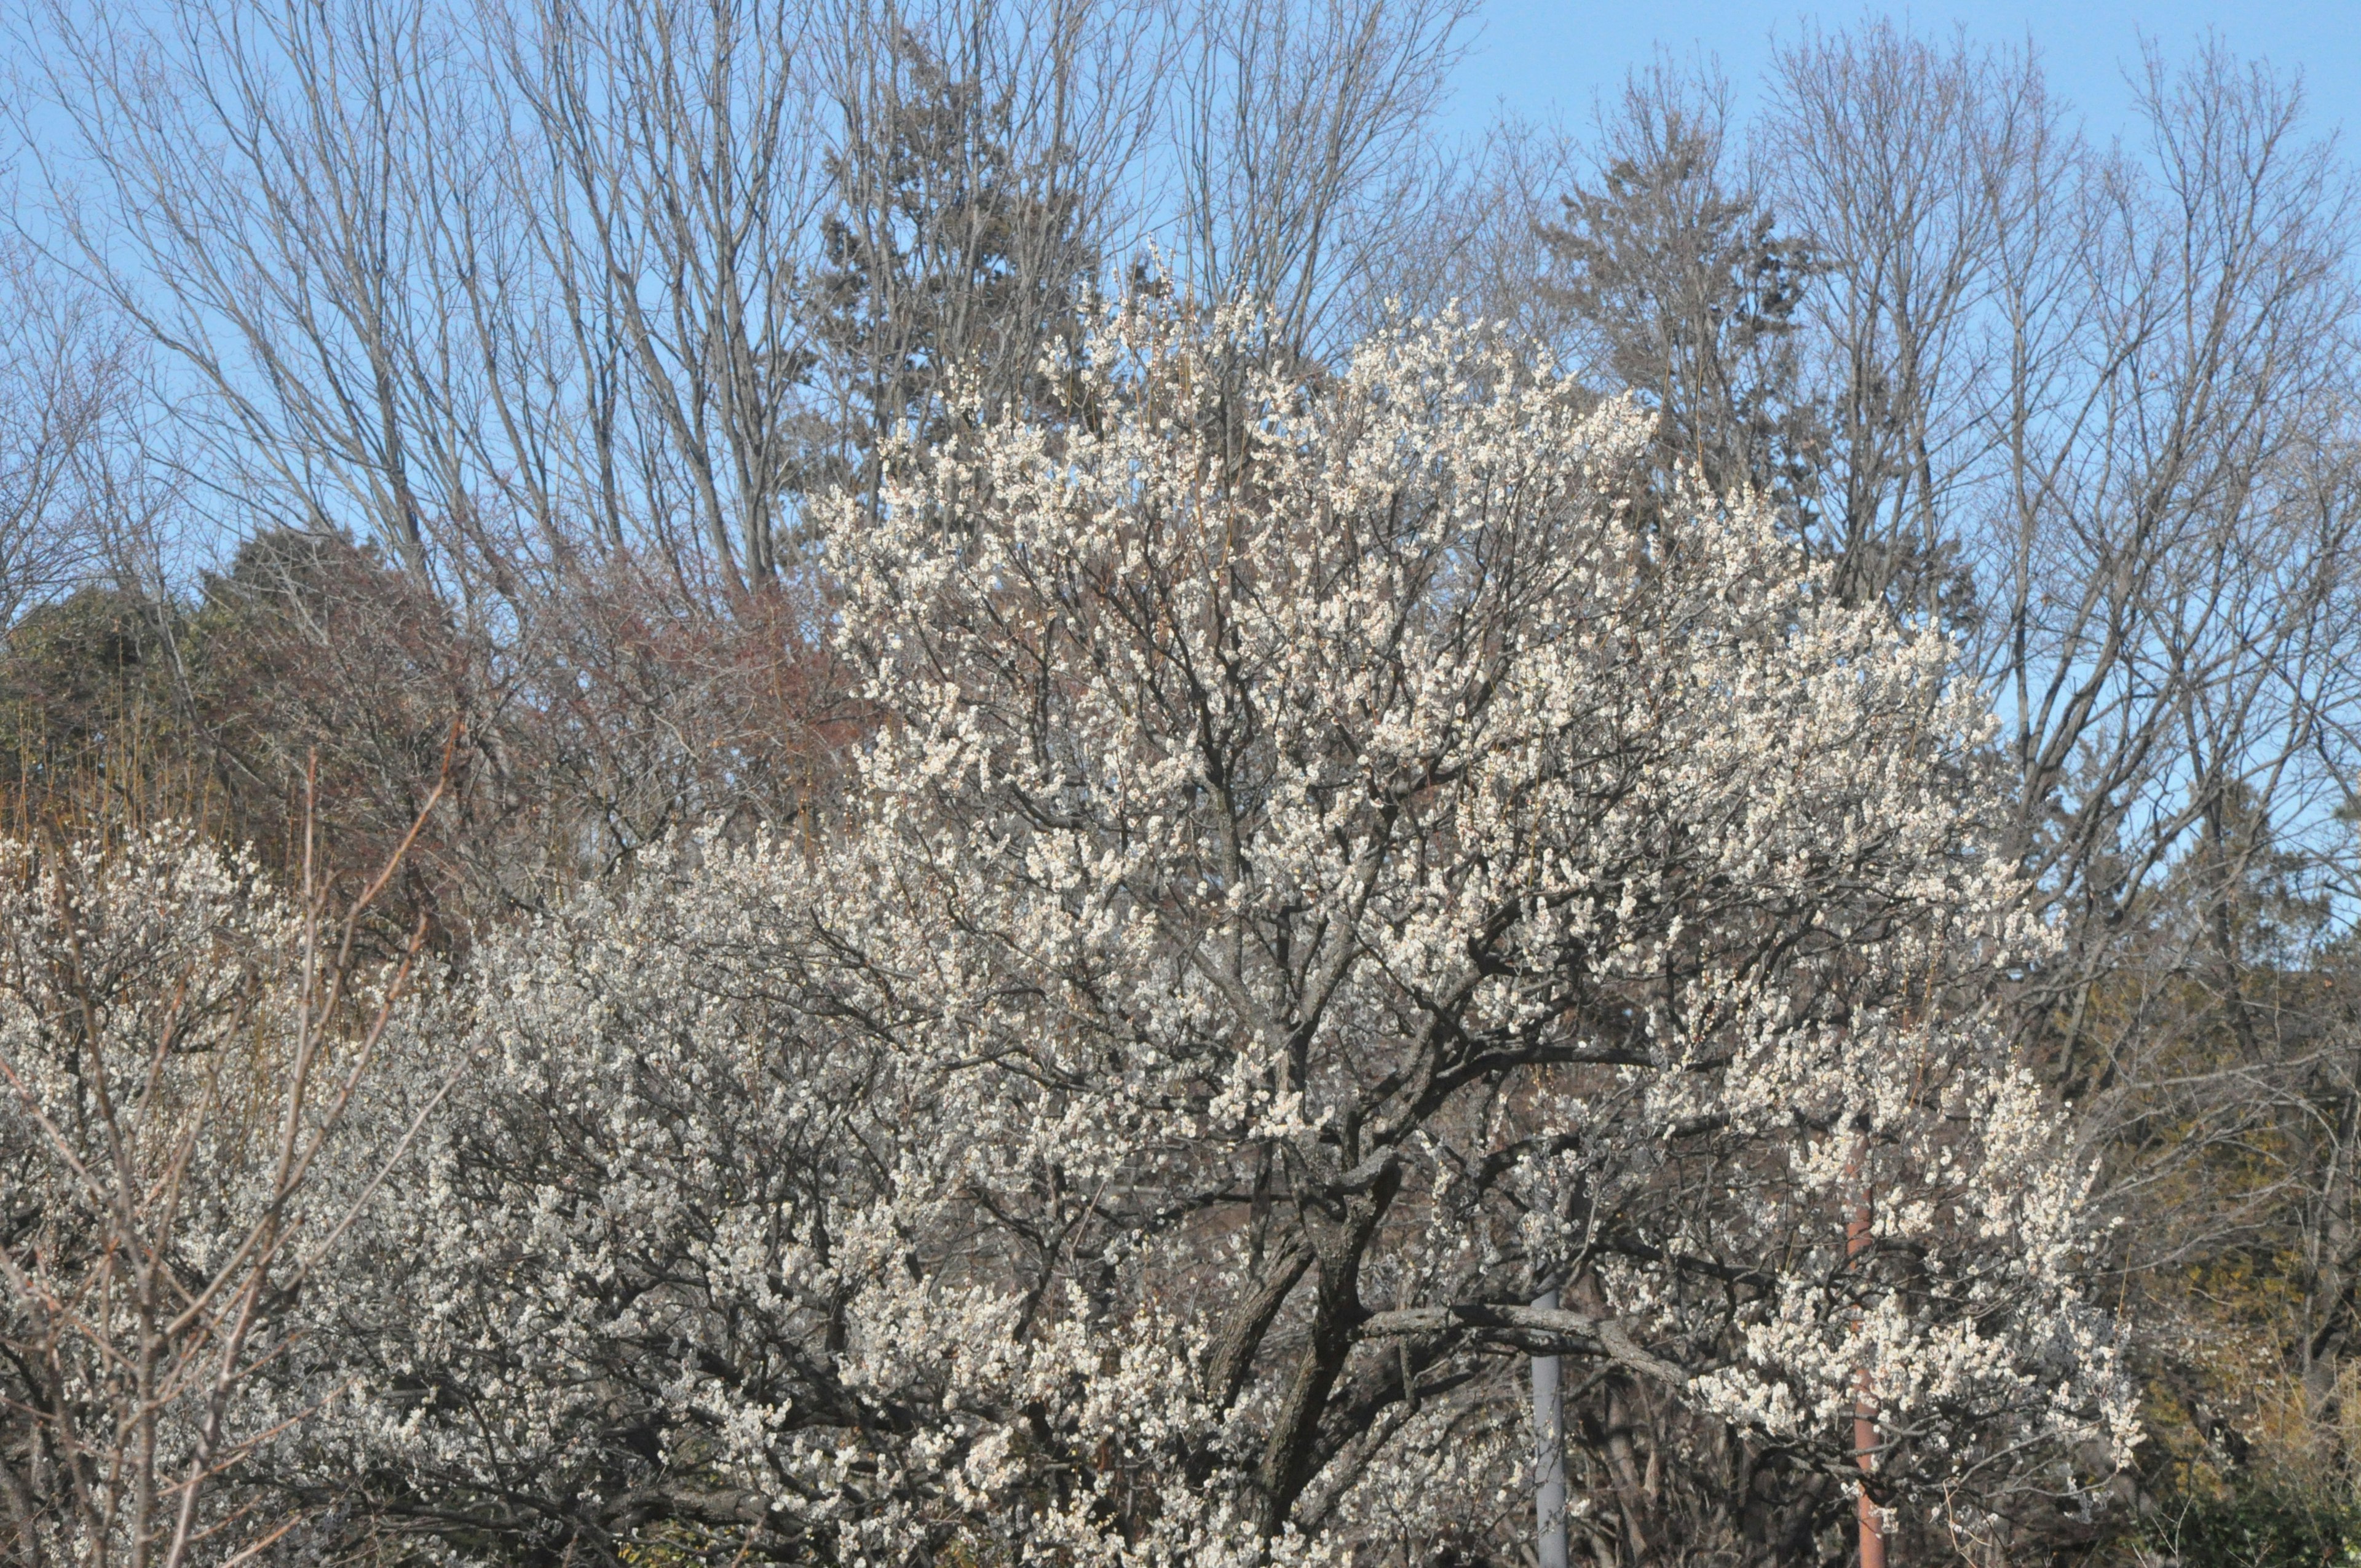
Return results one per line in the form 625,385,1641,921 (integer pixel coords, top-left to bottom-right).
215,304,2134,1566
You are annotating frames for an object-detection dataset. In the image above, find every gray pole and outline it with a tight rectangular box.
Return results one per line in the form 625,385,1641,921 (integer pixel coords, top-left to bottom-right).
1533,1288,1568,1568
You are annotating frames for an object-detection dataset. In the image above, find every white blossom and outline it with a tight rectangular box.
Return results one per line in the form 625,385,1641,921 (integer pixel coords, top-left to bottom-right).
10,304,2132,1566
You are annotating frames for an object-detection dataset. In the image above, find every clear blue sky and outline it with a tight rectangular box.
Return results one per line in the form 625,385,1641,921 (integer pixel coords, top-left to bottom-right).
1445,2,2360,145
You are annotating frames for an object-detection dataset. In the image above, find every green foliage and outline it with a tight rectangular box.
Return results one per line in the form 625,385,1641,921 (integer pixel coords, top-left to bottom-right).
0,584,197,838
1536,93,1823,521
814,23,1099,475
2141,1482,2361,1568
0,585,169,767
0,529,462,911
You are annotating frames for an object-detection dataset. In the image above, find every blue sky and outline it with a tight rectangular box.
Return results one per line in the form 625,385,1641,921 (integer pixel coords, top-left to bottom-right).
1444,2,2359,145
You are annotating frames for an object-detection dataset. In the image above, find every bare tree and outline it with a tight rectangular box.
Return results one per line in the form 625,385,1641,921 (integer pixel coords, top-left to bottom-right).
1763,31,2361,1540
1759,23,2361,1157
28,0,488,585
489,0,829,590
27,0,826,597
0,245,133,630
20,0,870,900
1378,112,1580,347
1169,0,1475,362
1755,22,2063,625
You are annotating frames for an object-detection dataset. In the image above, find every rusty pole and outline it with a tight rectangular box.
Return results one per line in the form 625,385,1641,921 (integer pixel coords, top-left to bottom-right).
1847,1134,1886,1568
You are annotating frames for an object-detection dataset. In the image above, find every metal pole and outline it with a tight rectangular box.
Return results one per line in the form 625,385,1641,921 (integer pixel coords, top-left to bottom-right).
1533,1287,1568,1568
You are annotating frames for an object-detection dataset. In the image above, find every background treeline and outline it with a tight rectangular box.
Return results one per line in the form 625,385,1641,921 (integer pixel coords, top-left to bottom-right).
4,1,2361,1561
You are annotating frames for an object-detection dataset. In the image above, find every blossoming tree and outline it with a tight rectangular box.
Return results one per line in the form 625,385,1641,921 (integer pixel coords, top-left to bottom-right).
267,305,2134,1566
0,810,446,1568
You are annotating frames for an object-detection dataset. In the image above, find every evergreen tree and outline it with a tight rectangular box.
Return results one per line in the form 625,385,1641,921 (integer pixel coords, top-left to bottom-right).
814,24,1101,506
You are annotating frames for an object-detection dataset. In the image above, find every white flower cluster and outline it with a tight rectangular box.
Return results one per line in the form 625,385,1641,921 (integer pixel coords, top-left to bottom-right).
0,829,326,1566
6,305,2137,1566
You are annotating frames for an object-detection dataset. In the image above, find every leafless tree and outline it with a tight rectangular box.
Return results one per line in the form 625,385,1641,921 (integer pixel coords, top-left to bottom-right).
1382,113,1580,344
1771,33,2361,1326
20,0,864,897
0,246,133,630
488,0,829,589
1168,0,1475,362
